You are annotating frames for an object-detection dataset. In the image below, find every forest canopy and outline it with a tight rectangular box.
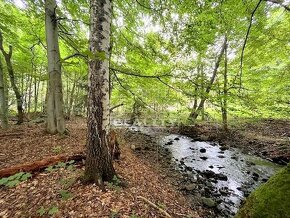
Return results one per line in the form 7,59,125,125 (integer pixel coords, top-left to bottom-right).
0,0,289,128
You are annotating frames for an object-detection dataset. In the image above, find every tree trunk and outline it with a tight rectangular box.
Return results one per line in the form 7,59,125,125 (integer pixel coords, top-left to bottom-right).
0,57,8,129
189,39,227,122
67,74,76,119
222,38,228,131
45,0,65,134
83,0,116,186
34,76,40,113
0,31,24,124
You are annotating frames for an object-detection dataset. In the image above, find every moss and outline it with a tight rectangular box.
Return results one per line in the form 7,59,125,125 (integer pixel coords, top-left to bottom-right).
236,164,290,218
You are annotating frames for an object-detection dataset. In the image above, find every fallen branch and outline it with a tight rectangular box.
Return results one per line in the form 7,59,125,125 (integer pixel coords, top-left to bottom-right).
0,153,85,178
0,132,24,137
137,196,172,218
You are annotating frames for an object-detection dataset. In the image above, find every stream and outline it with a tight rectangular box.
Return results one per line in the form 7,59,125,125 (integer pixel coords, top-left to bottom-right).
160,134,282,217
125,126,283,217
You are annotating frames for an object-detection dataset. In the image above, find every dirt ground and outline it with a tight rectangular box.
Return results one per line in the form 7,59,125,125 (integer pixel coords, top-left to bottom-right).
0,119,199,218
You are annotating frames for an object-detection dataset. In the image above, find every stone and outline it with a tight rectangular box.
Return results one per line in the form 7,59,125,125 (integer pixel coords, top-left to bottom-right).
201,197,217,208
220,146,229,151
217,155,225,158
200,148,207,153
216,173,228,181
200,156,208,161
174,137,180,141
184,183,197,191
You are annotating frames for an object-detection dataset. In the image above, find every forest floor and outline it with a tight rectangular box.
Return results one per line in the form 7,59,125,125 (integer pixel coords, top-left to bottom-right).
0,118,289,217
0,119,199,218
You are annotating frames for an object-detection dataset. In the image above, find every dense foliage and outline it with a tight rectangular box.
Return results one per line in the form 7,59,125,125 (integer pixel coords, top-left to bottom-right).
0,0,289,128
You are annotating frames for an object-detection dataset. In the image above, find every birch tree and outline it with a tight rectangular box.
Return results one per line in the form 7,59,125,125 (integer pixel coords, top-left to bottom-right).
45,0,65,134
83,0,116,185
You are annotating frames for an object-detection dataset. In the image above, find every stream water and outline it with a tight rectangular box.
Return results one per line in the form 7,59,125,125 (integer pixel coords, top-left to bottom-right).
123,125,283,217
160,134,282,217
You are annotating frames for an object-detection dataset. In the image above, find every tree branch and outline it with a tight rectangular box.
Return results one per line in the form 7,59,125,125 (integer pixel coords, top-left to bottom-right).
240,0,263,88
110,67,171,78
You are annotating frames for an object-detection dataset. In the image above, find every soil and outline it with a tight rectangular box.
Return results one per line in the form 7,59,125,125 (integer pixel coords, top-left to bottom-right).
0,119,199,218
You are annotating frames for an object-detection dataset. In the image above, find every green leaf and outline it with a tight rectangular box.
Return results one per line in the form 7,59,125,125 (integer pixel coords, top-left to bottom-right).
0,177,9,185
45,166,55,172
59,190,73,200
6,180,20,188
56,162,66,168
37,206,46,216
48,206,59,215
20,173,32,181
67,160,75,165
7,174,18,181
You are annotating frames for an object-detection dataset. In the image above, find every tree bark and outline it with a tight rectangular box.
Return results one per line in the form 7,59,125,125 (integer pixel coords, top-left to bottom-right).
67,74,76,119
83,0,116,185
189,39,227,122
45,0,65,134
0,57,8,129
222,38,228,131
0,31,24,124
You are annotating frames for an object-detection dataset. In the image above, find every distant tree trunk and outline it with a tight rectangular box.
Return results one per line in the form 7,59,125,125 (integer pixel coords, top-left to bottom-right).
27,75,33,114
222,38,228,131
67,75,76,119
83,0,116,185
45,0,65,134
0,57,8,129
34,76,40,113
0,31,24,124
189,39,227,122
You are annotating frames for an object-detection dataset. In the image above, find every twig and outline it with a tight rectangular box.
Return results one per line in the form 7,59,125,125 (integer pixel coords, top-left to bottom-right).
137,196,172,218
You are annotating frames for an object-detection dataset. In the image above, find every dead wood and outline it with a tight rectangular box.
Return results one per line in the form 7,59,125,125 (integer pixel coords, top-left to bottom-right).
137,196,172,218
0,153,85,178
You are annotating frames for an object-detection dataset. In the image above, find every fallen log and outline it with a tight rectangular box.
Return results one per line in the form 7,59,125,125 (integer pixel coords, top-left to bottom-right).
0,153,85,178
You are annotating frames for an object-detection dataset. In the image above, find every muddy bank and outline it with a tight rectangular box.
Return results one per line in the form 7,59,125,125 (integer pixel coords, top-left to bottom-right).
176,119,290,165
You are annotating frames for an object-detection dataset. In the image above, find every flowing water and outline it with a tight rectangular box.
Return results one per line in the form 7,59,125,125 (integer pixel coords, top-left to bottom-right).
160,134,282,216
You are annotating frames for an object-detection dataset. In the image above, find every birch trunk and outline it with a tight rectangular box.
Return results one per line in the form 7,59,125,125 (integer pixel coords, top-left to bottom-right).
0,57,8,129
45,0,65,134
84,0,116,185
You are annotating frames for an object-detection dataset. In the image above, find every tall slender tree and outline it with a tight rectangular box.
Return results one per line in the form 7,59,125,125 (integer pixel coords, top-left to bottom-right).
0,31,24,124
83,0,116,185
0,56,8,129
45,0,65,134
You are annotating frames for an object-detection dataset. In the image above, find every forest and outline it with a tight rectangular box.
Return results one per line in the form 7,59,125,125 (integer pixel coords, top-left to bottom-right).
0,0,289,217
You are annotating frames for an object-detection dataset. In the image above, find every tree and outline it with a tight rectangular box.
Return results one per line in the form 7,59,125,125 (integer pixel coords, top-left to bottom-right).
0,31,24,124
0,56,8,129
83,0,116,185
188,38,227,122
45,0,65,134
